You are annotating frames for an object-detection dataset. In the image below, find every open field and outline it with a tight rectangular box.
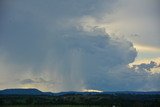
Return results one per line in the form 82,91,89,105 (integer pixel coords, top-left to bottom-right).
0,93,160,107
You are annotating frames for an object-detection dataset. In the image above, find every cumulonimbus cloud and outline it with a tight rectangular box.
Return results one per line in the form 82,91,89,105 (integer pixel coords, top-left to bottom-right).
0,0,159,92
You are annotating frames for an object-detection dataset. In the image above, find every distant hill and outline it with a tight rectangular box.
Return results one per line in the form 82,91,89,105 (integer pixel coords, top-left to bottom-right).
0,88,52,95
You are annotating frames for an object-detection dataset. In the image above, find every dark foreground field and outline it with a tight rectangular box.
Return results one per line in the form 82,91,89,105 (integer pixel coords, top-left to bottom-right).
0,93,160,107
0,105,104,107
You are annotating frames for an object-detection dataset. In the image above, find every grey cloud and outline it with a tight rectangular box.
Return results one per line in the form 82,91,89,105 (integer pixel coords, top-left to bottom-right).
0,0,116,68
20,79,35,84
132,61,159,71
0,0,159,92
20,78,54,85
43,28,138,91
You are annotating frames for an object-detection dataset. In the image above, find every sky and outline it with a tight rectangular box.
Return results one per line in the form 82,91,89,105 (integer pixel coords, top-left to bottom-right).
0,0,159,92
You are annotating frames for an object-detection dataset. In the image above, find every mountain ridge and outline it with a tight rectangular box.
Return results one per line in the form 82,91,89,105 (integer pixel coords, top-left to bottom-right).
0,88,160,95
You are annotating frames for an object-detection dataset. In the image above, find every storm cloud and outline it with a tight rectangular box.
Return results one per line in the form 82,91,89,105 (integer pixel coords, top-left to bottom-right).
0,0,159,92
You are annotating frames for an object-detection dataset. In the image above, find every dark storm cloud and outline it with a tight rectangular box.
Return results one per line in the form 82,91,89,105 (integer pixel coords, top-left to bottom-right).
132,61,159,71
0,0,159,92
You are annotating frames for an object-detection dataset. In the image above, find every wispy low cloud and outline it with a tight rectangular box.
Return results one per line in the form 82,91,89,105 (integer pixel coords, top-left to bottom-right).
18,78,56,91
132,61,160,71
20,78,53,85
20,79,35,84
